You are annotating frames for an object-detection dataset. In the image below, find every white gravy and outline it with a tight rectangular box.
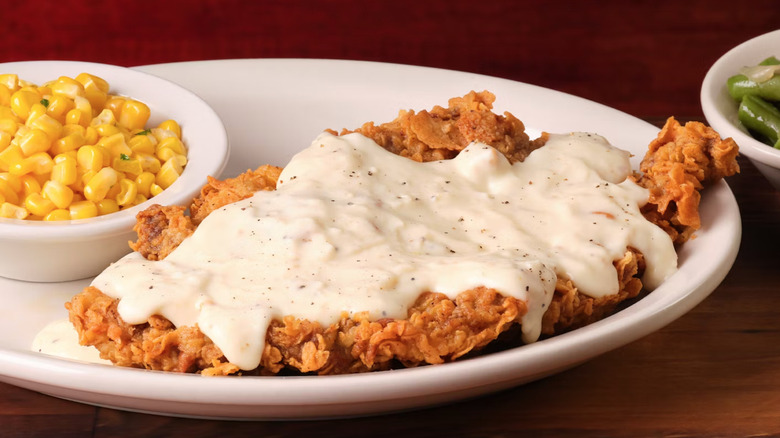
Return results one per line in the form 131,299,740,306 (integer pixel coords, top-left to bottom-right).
32,319,112,365
86,132,677,371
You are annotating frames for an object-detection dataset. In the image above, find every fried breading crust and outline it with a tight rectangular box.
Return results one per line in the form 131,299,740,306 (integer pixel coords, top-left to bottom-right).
190,164,282,224
329,90,548,163
636,117,739,244
66,93,738,375
128,205,196,261
68,285,528,375
67,249,643,375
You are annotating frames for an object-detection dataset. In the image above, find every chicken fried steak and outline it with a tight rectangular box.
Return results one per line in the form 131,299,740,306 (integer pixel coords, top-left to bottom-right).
66,92,738,376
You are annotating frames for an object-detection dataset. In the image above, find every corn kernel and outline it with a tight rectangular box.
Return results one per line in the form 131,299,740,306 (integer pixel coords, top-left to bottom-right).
136,153,161,173
20,174,41,197
51,77,85,99
0,84,11,107
132,193,148,206
94,123,120,138
24,152,54,175
11,125,28,142
156,136,185,155
113,155,142,176
94,145,112,166
65,108,88,127
53,151,77,164
70,169,92,193
95,198,119,215
10,89,41,119
73,95,93,119
0,107,20,124
37,85,51,97
44,209,71,221
75,73,109,92
156,157,182,190
69,200,97,219
61,124,85,137
157,120,181,138
25,192,55,216
104,96,125,119
105,177,122,199
135,172,154,197
0,145,23,172
9,157,34,176
45,95,74,123
96,133,131,159
0,172,21,193
128,134,155,155
78,77,108,110
77,82,107,118
0,178,19,205
175,154,188,167
51,156,78,185
90,109,116,127
76,145,104,171
115,178,138,206
151,127,178,142
50,131,86,155
0,118,18,135
18,129,51,156
25,103,47,127
156,146,176,163
84,126,98,144
79,170,96,186
0,74,18,91
0,131,11,150
118,125,132,142
150,183,164,197
29,113,63,142
42,180,74,209
34,171,52,186
84,167,119,201
119,100,150,131
0,202,28,219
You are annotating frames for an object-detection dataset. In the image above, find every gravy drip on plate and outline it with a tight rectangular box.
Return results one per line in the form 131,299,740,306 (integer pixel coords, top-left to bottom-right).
32,319,112,365
91,132,677,371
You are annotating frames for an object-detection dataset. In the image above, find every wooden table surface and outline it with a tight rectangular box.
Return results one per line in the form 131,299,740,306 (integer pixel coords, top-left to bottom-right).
2,1,780,437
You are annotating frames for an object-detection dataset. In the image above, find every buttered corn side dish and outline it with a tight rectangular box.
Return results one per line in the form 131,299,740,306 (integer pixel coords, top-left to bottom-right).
0,73,187,221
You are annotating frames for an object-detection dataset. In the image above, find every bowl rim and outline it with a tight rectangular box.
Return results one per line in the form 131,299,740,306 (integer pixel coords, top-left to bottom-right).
0,60,229,240
701,29,780,168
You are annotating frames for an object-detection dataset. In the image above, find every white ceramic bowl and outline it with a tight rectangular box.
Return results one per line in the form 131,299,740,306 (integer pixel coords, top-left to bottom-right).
701,30,780,190
0,61,228,282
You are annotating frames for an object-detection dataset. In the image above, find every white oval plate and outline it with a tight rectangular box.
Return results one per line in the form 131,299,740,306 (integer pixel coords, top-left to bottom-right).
0,59,741,420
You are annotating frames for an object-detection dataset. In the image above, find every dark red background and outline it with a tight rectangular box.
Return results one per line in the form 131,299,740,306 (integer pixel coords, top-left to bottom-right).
4,2,780,436
4,0,779,118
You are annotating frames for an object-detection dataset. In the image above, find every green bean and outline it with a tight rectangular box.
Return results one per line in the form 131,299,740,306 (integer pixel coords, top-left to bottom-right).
727,56,780,101
727,73,780,101
738,94,780,149
759,56,780,66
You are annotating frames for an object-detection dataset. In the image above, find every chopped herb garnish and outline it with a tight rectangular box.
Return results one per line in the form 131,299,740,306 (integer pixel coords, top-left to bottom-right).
40,98,49,107
135,129,151,136
119,153,130,160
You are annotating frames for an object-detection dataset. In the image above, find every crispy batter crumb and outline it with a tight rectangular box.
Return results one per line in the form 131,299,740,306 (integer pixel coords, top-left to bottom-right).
635,117,739,244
